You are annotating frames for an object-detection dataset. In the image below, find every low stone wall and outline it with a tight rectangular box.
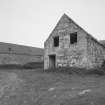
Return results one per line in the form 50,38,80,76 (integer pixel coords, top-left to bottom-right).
0,53,43,65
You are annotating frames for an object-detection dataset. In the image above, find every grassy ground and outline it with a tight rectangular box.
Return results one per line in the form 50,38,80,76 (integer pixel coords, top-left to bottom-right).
0,69,105,105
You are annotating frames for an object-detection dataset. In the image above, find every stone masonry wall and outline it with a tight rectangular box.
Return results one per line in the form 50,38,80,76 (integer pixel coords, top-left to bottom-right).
86,36,105,68
0,53,43,65
44,14,89,69
44,14,105,70
44,30,88,69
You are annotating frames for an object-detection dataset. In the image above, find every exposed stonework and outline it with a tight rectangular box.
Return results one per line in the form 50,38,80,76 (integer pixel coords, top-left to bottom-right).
86,36,105,68
44,14,105,70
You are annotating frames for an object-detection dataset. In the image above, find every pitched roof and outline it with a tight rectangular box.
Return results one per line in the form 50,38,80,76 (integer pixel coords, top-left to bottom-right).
45,13,105,49
100,40,105,47
45,13,72,43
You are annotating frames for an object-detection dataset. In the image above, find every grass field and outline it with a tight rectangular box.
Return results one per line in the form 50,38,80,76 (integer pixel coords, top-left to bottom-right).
0,68,105,105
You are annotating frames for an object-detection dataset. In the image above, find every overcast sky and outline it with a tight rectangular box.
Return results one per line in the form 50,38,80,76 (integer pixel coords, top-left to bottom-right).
0,0,105,48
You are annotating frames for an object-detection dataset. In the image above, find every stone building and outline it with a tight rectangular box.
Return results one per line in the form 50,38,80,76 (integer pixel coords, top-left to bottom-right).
44,14,105,70
0,42,43,65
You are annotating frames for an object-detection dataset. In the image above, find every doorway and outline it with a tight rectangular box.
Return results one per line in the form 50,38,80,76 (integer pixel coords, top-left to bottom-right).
49,55,56,68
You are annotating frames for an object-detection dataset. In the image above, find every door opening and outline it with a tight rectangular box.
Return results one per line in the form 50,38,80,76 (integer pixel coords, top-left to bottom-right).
49,55,56,68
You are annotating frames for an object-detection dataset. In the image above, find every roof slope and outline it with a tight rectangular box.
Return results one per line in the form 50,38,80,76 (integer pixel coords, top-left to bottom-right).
100,40,105,47
45,14,73,43
0,42,43,56
45,13,105,49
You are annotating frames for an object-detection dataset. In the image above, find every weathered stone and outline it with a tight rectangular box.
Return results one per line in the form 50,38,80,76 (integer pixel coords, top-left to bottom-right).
44,14,105,70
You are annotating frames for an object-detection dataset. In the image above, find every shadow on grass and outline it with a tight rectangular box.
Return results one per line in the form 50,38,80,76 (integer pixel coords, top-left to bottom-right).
0,63,105,76
0,62,44,70
45,67,105,76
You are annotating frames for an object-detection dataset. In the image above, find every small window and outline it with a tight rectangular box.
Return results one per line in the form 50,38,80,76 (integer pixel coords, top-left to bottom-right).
8,47,12,51
53,36,59,47
70,32,77,44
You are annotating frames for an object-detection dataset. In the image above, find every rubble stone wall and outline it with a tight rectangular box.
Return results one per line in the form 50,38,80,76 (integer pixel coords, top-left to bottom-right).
44,14,105,70
0,53,43,65
44,23,88,69
86,36,105,68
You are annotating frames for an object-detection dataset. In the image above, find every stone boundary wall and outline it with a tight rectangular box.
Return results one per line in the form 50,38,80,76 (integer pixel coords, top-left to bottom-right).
0,53,43,65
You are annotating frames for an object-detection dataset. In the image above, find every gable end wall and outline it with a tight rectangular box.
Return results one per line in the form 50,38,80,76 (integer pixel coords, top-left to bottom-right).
44,25,88,69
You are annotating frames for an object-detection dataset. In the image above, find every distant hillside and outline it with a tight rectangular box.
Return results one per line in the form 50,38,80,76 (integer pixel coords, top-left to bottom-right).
0,42,44,56
100,40,105,47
